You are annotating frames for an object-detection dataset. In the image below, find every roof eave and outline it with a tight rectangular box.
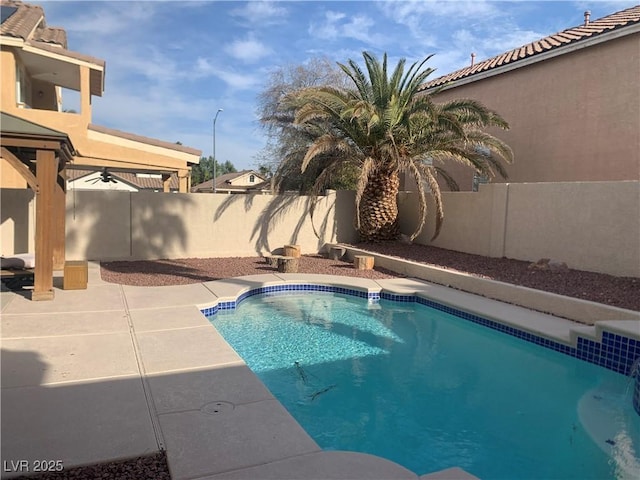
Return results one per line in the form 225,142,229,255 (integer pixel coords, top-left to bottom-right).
424,23,640,93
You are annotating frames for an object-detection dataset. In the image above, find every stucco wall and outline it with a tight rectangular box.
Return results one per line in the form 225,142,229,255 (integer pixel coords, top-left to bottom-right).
399,181,640,277
1,188,35,256
0,48,197,191
431,34,640,189
63,191,355,261
2,183,636,277
502,182,639,277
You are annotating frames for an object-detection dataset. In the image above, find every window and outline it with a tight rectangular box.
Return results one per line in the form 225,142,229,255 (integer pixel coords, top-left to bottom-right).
249,175,255,183
1,6,18,24
15,65,28,107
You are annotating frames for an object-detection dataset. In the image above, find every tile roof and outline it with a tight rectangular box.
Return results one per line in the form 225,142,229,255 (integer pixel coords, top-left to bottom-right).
422,5,640,90
192,170,270,193
1,0,104,74
1,0,67,47
67,169,180,191
88,124,202,157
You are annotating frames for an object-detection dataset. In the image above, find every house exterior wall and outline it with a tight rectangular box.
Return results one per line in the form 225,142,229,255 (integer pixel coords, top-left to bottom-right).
229,172,264,186
0,47,198,191
431,34,640,190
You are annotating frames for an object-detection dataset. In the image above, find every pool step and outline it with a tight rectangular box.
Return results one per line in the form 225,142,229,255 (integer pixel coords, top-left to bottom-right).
420,466,479,479
570,324,599,344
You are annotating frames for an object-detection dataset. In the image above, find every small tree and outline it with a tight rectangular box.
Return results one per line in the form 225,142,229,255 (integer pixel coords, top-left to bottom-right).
191,157,237,185
257,57,358,192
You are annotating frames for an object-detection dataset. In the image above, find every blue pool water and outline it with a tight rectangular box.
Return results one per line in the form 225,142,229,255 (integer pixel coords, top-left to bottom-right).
210,292,639,479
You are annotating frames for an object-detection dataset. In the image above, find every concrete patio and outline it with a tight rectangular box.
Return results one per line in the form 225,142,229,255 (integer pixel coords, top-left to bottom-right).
1,262,637,479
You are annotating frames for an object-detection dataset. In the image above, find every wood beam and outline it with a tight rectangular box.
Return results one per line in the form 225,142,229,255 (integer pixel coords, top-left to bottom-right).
0,146,38,192
32,150,58,301
3,138,62,150
52,168,66,270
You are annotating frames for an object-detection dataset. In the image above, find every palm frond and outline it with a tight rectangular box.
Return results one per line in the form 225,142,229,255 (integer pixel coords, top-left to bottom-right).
424,168,444,240
433,166,460,191
270,51,513,242
406,160,428,241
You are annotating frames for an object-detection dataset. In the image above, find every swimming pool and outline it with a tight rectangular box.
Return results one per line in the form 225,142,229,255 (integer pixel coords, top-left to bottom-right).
208,289,640,479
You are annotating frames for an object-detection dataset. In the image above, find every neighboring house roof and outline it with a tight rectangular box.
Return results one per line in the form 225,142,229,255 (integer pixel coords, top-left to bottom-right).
423,5,640,90
67,169,180,191
1,0,105,96
88,124,202,158
192,170,270,193
0,0,66,47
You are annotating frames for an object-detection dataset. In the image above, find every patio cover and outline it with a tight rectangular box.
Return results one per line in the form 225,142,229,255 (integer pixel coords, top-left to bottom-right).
1,111,75,300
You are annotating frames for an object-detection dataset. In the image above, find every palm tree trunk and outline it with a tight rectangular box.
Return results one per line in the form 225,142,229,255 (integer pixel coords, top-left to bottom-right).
358,166,400,242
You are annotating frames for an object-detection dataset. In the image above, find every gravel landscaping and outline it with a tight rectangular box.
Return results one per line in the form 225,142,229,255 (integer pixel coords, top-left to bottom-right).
16,453,170,480
100,243,639,311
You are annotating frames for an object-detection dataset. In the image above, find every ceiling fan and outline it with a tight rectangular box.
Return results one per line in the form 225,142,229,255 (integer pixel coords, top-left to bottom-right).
86,167,117,184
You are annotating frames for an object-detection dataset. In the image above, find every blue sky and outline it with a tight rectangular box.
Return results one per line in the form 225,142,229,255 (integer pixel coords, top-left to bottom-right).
40,0,637,171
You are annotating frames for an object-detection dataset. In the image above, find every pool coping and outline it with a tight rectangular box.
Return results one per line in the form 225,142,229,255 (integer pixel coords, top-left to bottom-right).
332,243,640,324
2,268,639,480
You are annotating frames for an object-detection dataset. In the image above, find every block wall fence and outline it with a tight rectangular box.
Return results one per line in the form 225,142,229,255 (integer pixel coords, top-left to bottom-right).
398,181,639,278
1,181,637,277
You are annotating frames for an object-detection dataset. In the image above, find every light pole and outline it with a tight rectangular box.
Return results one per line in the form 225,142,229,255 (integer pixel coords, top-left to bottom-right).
213,108,223,193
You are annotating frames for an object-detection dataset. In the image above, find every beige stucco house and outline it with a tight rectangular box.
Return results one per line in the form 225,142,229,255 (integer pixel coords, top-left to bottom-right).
0,0,201,193
192,170,270,194
419,6,640,191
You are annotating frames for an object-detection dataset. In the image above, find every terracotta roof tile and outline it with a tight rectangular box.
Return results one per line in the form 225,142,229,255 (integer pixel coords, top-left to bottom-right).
88,124,202,157
423,5,640,89
24,40,105,67
1,1,41,39
33,25,66,47
1,0,67,47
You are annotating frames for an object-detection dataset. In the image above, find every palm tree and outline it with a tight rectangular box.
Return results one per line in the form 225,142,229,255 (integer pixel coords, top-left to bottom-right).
278,51,513,242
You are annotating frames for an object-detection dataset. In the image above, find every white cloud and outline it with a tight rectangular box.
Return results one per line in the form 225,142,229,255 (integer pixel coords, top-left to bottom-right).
482,29,547,53
308,11,386,47
215,70,261,90
195,57,261,90
230,1,288,26
224,36,272,63
380,0,497,23
45,2,156,35
377,0,499,48
308,10,344,40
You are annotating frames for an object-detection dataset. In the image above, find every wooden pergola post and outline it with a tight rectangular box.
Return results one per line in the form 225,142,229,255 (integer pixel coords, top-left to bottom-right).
52,170,66,270
1,112,75,301
32,150,59,300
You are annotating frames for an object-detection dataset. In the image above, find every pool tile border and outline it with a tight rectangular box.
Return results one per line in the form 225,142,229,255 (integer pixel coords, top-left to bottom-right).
201,284,379,317
200,284,640,378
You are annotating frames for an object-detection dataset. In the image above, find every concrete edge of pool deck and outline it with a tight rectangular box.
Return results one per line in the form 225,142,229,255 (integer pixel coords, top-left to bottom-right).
1,262,638,480
336,243,640,324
